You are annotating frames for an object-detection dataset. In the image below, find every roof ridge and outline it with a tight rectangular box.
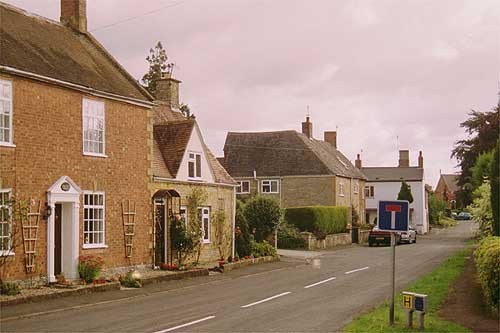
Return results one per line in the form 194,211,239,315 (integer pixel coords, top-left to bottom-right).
294,132,335,175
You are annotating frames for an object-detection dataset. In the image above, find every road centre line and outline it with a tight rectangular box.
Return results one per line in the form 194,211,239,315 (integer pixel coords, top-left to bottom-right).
345,266,369,275
304,277,336,289
241,292,291,308
153,315,216,333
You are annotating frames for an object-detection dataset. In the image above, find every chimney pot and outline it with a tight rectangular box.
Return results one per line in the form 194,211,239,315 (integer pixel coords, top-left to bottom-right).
60,0,87,33
398,150,410,167
418,150,424,168
324,131,337,148
355,153,362,169
155,72,181,109
301,116,313,139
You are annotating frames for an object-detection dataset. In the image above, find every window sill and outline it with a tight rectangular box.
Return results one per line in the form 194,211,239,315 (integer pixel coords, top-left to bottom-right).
83,152,108,158
0,142,16,148
236,192,250,195
202,240,211,244
0,251,15,256
339,194,345,197
82,244,108,249
262,192,279,194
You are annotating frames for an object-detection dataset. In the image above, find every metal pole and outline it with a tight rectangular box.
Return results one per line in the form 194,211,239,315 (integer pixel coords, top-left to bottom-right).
390,232,396,325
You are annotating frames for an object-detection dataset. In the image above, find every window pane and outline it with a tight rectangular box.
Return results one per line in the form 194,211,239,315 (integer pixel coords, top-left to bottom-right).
196,154,201,177
188,161,195,178
243,182,249,192
271,181,278,192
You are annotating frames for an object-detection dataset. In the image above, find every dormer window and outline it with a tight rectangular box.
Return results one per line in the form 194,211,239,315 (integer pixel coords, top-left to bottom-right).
188,152,202,179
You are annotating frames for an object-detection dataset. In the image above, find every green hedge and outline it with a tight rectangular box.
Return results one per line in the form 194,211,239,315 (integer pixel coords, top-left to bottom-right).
474,236,500,310
284,206,349,239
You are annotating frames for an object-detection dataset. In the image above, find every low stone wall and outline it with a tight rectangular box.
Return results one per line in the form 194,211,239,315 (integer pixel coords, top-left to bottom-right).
223,256,279,272
300,232,351,250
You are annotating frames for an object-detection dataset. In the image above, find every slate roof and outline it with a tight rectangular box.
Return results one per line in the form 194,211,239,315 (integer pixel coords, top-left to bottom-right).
0,2,151,102
361,167,424,182
441,174,460,193
222,130,365,179
153,119,236,185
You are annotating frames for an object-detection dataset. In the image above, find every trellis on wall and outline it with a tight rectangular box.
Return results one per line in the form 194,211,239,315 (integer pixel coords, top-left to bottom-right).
121,200,136,258
21,200,41,274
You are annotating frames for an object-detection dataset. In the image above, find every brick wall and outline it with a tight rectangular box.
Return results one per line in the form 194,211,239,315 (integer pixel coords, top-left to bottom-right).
0,75,152,281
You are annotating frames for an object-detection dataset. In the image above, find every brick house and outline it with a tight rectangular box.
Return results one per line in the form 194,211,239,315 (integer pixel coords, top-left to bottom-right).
359,150,430,234
151,73,237,265
0,1,154,283
434,174,459,209
220,117,366,222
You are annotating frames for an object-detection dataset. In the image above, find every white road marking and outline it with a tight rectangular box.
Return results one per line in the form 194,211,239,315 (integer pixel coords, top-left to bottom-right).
345,266,369,275
304,276,336,289
154,315,216,333
241,292,291,308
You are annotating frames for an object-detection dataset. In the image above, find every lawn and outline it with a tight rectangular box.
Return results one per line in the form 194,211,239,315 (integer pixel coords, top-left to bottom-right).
343,248,472,333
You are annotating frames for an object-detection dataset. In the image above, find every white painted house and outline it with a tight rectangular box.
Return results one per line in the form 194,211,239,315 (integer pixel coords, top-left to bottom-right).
357,150,429,234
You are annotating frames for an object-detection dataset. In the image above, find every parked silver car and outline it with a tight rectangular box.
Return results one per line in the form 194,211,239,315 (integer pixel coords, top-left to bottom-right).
397,226,417,244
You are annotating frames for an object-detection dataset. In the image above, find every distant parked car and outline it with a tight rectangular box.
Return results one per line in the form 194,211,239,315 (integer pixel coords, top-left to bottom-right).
397,226,417,244
368,227,400,247
451,212,458,219
454,212,472,220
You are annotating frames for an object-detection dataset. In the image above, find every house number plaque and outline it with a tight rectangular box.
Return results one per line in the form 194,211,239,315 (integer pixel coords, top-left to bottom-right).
61,182,70,192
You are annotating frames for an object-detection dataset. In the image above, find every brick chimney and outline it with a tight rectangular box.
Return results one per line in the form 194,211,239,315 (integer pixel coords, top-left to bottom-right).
324,131,337,148
155,72,181,109
355,154,362,169
302,116,313,139
60,0,87,33
418,151,424,168
398,150,410,167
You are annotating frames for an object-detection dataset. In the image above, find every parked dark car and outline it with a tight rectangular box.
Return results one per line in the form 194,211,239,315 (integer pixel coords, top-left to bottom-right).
454,212,472,220
368,227,400,246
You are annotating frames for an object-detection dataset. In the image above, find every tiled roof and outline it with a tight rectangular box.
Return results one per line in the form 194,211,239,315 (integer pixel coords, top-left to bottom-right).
361,167,424,182
154,120,195,178
222,130,365,179
441,174,460,193
0,2,151,102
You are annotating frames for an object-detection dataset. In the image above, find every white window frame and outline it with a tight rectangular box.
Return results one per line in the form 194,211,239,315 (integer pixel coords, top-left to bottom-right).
353,181,359,194
339,182,345,197
261,179,279,194
364,186,375,198
199,206,210,243
0,189,14,256
0,80,14,147
82,98,106,157
188,151,202,180
180,205,188,228
83,191,106,249
236,180,250,194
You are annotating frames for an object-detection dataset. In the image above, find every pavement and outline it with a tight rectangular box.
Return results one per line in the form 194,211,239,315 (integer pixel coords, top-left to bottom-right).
0,221,476,332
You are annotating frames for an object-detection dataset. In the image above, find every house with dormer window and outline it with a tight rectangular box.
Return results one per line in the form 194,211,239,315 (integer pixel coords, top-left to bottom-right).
150,73,237,265
0,0,154,283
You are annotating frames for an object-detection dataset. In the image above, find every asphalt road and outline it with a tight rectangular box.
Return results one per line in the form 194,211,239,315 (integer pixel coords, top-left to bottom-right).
1,221,475,333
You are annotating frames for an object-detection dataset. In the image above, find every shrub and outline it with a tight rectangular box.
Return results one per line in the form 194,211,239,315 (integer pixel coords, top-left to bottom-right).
277,223,306,249
78,255,104,283
119,272,142,288
285,206,349,239
244,196,282,242
428,192,447,225
469,181,494,237
474,236,500,310
0,281,20,296
251,240,277,258
235,200,252,257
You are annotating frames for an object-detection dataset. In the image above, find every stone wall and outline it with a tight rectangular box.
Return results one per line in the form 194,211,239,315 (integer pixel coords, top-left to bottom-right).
300,231,352,250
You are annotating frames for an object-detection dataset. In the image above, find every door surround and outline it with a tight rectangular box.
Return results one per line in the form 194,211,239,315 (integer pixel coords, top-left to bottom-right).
47,176,81,283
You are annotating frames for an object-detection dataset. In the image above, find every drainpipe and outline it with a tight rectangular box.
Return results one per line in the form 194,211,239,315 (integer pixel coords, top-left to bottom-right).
232,187,236,259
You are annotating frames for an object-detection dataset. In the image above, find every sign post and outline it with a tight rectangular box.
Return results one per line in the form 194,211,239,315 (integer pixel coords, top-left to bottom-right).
378,200,410,326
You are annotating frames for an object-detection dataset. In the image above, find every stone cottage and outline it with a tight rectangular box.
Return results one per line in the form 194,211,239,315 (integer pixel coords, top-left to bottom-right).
150,73,237,265
220,117,366,223
0,0,153,283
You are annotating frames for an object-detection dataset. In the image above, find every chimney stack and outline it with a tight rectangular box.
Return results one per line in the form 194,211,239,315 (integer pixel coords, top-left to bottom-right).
302,116,313,139
324,131,337,148
60,0,87,33
355,153,362,169
398,150,410,167
155,72,181,109
418,151,424,168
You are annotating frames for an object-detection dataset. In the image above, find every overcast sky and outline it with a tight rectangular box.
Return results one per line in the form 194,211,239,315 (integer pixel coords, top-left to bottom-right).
6,0,500,187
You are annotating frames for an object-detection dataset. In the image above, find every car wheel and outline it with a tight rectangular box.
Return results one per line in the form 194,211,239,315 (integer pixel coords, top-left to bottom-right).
414,236,417,243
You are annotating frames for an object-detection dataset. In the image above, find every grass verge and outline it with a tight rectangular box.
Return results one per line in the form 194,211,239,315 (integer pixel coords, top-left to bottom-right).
343,248,472,333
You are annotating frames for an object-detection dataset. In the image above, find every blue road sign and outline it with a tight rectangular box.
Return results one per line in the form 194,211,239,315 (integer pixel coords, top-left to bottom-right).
378,200,409,232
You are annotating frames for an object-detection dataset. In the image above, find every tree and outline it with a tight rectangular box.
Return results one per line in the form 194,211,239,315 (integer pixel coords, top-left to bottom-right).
452,101,500,206
235,200,251,257
141,41,169,97
213,209,231,260
397,181,414,203
469,181,493,237
471,151,494,191
186,188,207,264
428,192,447,225
243,196,282,242
491,137,500,236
